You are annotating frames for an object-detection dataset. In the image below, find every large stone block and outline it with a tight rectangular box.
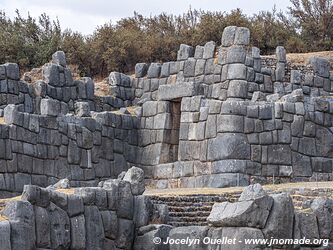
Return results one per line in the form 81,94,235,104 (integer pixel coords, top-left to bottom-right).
5,63,20,80
221,26,237,47
52,51,67,67
263,193,294,243
203,41,216,59
84,205,105,250
117,218,134,250
207,195,273,228
168,226,208,250
177,44,194,60
70,215,86,250
147,63,162,78
0,221,11,250
3,200,36,250
217,115,244,132
135,63,149,78
234,27,250,45
227,64,247,80
123,166,145,195
227,80,248,98
40,98,60,116
207,133,250,160
134,224,172,250
117,181,134,219
309,56,330,78
267,145,291,165
158,82,197,100
183,58,196,77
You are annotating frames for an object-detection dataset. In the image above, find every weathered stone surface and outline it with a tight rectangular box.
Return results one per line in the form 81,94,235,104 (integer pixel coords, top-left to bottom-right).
309,56,330,78
296,211,320,241
134,195,153,227
75,102,91,117
117,181,134,219
5,63,20,80
48,202,70,249
3,200,36,250
310,198,332,239
239,183,267,201
134,224,172,250
221,26,237,47
123,166,145,195
117,218,134,250
101,210,118,240
168,226,208,250
0,220,11,250
40,98,60,116
135,63,149,77
34,206,51,248
276,46,286,62
207,133,250,160
234,27,250,45
207,195,273,228
84,205,105,250
70,215,86,250
147,63,162,78
177,44,194,60
52,51,66,67
263,193,294,242
158,82,197,100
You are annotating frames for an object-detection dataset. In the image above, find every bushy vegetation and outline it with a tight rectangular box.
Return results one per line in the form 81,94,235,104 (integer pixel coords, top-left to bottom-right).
0,0,332,77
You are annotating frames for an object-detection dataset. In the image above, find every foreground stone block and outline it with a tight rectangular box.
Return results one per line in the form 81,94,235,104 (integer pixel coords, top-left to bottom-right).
263,193,294,242
40,98,60,116
134,224,172,250
207,195,273,228
0,221,11,250
168,226,208,250
52,51,67,67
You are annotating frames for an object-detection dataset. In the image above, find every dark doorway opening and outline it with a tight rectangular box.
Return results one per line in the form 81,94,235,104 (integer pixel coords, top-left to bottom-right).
159,100,181,163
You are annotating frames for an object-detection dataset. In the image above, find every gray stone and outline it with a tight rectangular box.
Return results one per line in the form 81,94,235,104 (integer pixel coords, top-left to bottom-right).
207,133,250,160
183,58,196,77
123,166,145,195
276,46,286,62
101,210,118,240
177,44,194,60
67,194,84,217
267,145,291,165
48,202,70,249
40,98,60,116
134,224,172,250
158,82,197,100
203,41,216,59
84,206,105,250
234,27,250,45
239,183,267,201
34,206,50,248
75,102,90,117
226,45,247,64
195,59,205,76
227,80,248,98
134,195,153,227
227,64,247,80
70,215,86,250
221,26,237,47
135,63,149,78
5,63,20,80
117,218,134,250
0,220,11,250
168,226,208,250
52,51,66,66
217,115,244,132
311,198,332,239
263,193,294,242
296,211,320,241
207,195,273,228
3,200,36,250
309,56,330,78
147,63,161,78
117,181,134,219
194,45,204,58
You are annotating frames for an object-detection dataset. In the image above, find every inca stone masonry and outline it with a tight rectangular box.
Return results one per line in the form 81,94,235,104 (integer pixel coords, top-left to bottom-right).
0,25,333,249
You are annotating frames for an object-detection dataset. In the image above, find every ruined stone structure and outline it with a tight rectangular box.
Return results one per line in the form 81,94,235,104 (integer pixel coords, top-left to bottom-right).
0,25,332,198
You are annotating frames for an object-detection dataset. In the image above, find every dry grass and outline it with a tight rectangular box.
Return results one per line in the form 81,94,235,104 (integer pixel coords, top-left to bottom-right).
144,181,333,196
95,79,110,97
0,117,6,125
56,188,75,195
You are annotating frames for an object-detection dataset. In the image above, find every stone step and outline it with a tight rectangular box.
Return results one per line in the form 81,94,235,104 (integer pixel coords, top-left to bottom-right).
169,211,211,217
169,221,208,227
169,216,208,222
168,205,212,212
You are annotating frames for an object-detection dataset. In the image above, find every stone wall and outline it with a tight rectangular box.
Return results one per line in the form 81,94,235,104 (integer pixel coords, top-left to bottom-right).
132,26,333,189
0,25,332,193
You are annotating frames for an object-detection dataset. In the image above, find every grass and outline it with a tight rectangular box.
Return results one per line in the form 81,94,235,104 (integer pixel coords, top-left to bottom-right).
0,117,6,124
144,181,333,196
